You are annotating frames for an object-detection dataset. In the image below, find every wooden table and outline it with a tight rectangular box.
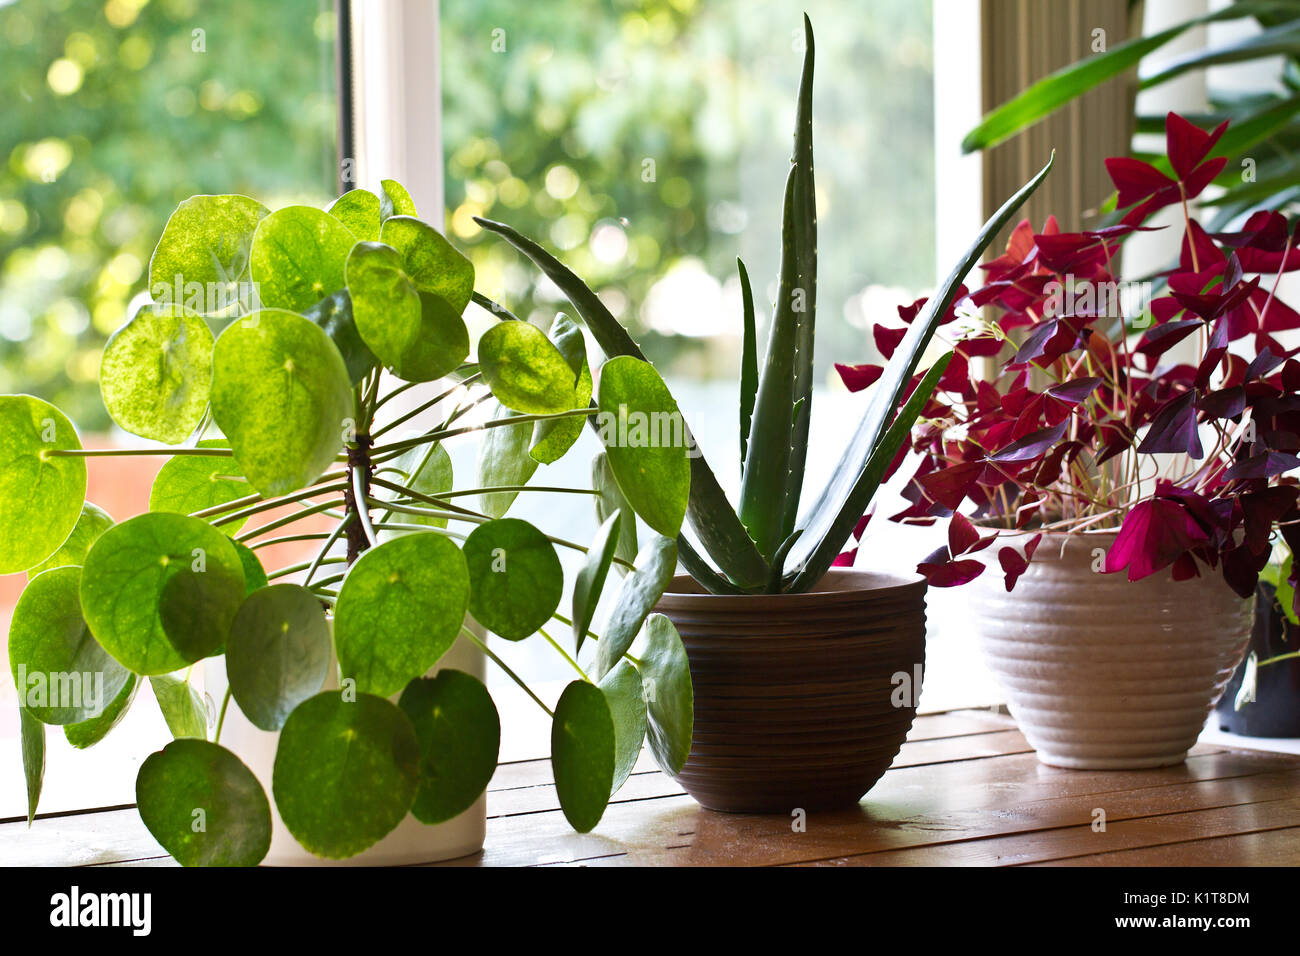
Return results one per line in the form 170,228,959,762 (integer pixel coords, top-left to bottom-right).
5,709,1300,867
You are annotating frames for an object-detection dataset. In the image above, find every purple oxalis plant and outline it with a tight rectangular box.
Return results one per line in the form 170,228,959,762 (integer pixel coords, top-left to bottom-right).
834,112,1300,610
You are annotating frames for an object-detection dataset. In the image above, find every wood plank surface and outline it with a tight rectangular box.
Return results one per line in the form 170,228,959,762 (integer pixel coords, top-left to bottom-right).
3,710,1298,867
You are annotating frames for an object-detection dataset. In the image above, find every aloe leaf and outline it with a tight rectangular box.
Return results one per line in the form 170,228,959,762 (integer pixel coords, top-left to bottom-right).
472,216,769,590
783,15,818,543
676,535,748,595
737,258,758,476
786,154,1054,581
788,353,951,592
961,2,1288,153
738,15,816,560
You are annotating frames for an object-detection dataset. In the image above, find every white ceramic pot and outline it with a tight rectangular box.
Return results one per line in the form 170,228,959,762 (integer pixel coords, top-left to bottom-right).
203,619,487,866
968,531,1254,769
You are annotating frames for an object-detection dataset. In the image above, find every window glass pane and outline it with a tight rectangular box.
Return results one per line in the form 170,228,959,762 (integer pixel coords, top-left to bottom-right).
0,0,338,816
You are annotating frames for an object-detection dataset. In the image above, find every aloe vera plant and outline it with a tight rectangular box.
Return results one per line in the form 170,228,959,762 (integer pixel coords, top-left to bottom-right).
476,15,1054,595
2,173,704,861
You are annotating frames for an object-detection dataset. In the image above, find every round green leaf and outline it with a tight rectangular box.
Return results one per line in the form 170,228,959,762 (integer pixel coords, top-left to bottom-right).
551,679,615,833
137,739,271,866
149,441,251,534
592,451,637,575
80,513,246,675
272,691,419,859
379,215,474,314
573,511,621,653
9,567,130,724
210,310,352,497
20,707,43,824
28,502,112,579
249,205,356,313
379,179,417,220
65,673,139,749
328,188,381,241
598,660,647,796
304,290,378,386
593,535,677,681
345,242,468,382
382,443,453,531
148,194,269,313
476,401,538,519
334,533,470,697
596,356,691,538
530,314,592,464
398,669,500,824
635,613,693,776
464,518,562,641
226,584,331,731
0,395,87,574
100,303,214,444
233,540,268,595
149,675,209,739
479,321,581,414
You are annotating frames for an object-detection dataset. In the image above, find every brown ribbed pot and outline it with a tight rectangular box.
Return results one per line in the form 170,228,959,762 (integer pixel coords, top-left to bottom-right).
653,568,927,813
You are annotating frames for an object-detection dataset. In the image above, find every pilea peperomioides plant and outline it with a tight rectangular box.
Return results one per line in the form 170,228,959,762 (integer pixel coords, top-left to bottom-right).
3,177,698,864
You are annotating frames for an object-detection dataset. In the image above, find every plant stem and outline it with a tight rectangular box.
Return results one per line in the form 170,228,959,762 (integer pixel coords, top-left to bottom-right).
235,499,348,541
304,513,353,586
45,447,233,458
214,688,232,745
217,483,349,527
460,627,553,717
372,378,422,411
550,610,602,645
371,373,484,439
268,556,349,580
538,627,588,681
248,532,333,550
370,407,596,458
351,465,379,550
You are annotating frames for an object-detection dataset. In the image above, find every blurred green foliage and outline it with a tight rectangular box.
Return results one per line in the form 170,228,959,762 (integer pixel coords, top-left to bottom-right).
0,0,337,429
2,0,935,430
441,0,935,381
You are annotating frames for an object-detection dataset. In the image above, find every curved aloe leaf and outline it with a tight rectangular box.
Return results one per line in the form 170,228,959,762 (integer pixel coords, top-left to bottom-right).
737,258,758,476
961,2,1288,153
472,217,769,590
786,154,1055,584
788,353,951,592
739,13,816,559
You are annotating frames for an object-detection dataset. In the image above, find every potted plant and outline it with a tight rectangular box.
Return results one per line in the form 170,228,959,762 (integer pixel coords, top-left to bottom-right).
1217,540,1300,737
472,15,1052,812
963,1,1300,227
3,171,719,864
850,112,1300,769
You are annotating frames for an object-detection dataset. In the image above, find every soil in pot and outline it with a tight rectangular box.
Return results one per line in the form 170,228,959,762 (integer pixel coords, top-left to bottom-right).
653,568,927,813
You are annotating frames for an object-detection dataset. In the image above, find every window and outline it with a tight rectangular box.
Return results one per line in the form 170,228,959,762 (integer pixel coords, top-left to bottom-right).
2,0,957,812
0,0,339,817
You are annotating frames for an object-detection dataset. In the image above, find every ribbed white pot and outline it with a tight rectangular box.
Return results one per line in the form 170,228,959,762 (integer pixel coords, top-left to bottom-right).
968,531,1254,769
203,619,487,866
